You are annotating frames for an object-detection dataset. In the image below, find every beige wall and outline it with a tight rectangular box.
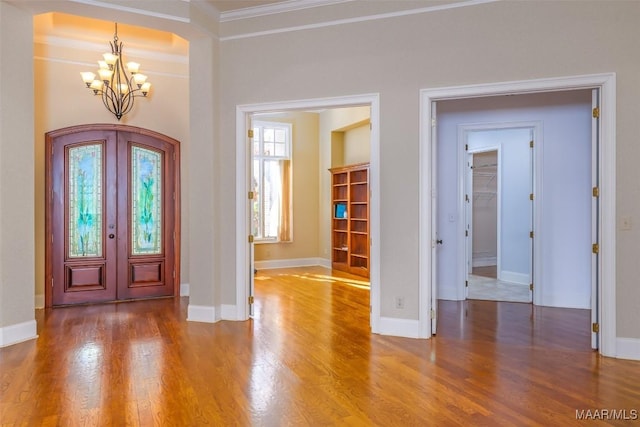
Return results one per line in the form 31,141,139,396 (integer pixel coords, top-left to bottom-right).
343,124,370,166
33,14,190,304
0,1,35,329
254,112,320,261
219,0,640,330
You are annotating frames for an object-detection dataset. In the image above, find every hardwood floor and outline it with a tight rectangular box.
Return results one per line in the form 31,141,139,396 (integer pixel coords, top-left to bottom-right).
1,266,639,426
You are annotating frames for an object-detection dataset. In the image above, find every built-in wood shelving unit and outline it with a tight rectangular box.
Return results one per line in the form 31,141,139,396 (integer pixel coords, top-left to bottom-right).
329,163,369,278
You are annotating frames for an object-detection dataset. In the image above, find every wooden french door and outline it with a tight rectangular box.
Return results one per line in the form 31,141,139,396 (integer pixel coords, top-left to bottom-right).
46,125,180,306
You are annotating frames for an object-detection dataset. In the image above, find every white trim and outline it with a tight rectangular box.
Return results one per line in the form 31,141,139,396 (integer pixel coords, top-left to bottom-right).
33,35,189,65
33,57,188,80
499,271,529,285
472,256,496,267
377,317,421,339
0,320,38,348
254,257,330,270
236,93,381,333
180,283,190,297
220,0,500,41
35,294,45,309
220,304,240,320
221,0,353,22
186,304,217,323
461,122,541,303
420,73,616,357
64,0,191,23
616,338,640,361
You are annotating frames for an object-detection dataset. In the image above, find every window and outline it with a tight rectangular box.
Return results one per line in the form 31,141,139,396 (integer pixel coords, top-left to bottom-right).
251,121,292,242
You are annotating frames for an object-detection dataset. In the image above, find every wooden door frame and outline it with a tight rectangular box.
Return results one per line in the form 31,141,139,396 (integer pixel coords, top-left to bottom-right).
45,124,181,307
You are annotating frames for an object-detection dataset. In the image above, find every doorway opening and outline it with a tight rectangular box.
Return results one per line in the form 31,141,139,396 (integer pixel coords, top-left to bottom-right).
465,127,533,304
236,94,381,332
419,73,616,355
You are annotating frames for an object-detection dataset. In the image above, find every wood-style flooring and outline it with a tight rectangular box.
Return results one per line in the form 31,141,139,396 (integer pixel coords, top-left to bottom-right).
1,266,639,426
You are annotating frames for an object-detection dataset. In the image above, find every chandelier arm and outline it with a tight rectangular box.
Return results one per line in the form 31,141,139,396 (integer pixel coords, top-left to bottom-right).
119,91,136,117
101,84,122,119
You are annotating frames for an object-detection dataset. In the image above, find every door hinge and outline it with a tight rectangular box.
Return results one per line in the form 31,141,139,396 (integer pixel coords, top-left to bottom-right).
248,191,255,200
248,129,254,138
465,230,468,237
430,309,435,319
431,118,436,128
173,152,176,161
173,270,176,278
529,283,533,291
530,140,534,148
465,194,469,202
249,295,255,305
465,280,468,288
248,235,254,243
173,192,176,201
592,243,599,254
465,144,468,151
593,187,599,197
592,107,600,119
529,193,534,201
51,277,54,287
530,231,534,238
592,322,600,333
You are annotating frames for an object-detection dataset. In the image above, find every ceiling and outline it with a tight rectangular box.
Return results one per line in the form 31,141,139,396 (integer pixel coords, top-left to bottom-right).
207,0,286,13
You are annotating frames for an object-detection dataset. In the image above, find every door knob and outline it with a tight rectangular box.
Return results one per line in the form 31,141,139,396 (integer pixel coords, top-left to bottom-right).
436,239,443,244
108,234,115,239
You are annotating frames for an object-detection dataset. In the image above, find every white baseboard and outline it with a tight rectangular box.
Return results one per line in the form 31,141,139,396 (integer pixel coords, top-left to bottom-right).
377,316,421,339
180,283,190,297
616,337,640,361
187,304,217,323
0,319,38,348
472,256,496,267
254,257,330,270
35,294,45,309
499,270,529,285
220,304,241,320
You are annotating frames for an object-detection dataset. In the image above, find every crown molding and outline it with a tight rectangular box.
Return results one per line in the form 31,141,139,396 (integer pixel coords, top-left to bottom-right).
69,0,191,23
34,35,188,65
221,0,500,41
219,0,353,22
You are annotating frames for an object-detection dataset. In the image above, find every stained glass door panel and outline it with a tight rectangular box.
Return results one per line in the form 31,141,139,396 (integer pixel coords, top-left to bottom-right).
49,131,118,305
116,131,176,300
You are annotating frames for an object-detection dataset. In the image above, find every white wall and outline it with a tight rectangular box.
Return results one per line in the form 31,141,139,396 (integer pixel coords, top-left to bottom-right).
437,91,592,309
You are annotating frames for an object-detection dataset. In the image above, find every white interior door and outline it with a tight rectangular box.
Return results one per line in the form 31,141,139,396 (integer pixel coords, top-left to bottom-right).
248,115,256,317
591,89,600,349
465,152,473,299
431,102,439,334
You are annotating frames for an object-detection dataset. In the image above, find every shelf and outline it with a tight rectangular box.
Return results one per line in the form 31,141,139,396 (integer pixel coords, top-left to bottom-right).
330,163,369,278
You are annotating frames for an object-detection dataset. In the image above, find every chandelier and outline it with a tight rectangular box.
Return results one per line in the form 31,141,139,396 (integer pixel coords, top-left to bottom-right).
80,23,151,120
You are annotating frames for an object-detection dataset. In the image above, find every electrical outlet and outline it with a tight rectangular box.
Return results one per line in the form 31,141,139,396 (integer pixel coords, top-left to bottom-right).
395,297,405,309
